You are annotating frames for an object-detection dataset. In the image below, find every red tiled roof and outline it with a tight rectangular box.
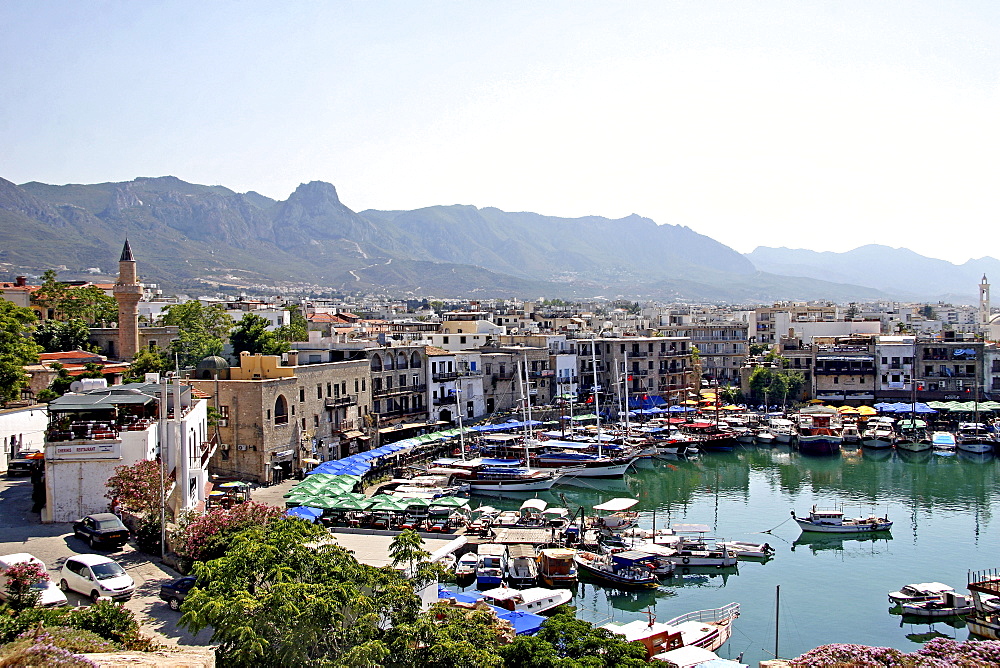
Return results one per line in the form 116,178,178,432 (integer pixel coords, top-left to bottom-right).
39,350,105,361
424,346,453,356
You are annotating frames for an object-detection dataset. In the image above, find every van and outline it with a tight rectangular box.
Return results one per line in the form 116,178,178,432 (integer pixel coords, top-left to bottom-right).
0,553,68,607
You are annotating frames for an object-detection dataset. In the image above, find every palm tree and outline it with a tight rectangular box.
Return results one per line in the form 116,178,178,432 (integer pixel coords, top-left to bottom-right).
389,529,429,577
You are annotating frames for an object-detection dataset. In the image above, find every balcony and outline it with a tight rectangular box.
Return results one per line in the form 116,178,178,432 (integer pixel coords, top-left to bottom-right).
432,371,460,382
433,396,458,406
528,369,555,378
326,395,357,407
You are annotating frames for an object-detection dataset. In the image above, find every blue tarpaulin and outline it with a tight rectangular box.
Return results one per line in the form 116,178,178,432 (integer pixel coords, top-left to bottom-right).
437,587,544,635
286,506,322,522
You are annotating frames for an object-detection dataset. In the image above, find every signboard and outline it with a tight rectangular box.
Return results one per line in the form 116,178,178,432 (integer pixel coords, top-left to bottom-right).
47,442,120,460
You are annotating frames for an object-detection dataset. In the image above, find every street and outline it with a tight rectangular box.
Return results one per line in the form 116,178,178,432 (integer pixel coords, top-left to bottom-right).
0,475,213,648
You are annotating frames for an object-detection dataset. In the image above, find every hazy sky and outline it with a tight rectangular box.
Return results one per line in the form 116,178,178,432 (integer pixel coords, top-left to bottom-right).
2,2,998,264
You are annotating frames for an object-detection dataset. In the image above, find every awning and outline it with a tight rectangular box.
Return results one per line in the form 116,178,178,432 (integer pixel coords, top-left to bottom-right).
343,431,365,439
593,498,639,512
273,449,294,459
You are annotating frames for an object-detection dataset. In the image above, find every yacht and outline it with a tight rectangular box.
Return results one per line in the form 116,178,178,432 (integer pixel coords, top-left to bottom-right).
861,417,896,449
956,422,995,454
480,586,572,615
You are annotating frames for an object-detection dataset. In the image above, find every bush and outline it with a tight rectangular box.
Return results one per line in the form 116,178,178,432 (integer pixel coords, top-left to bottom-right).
0,607,74,644
1,563,48,612
134,518,162,555
173,502,284,561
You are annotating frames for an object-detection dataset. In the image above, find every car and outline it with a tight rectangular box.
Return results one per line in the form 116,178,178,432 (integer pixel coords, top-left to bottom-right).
159,576,196,611
58,554,135,603
5,451,43,476
0,553,68,607
73,513,130,549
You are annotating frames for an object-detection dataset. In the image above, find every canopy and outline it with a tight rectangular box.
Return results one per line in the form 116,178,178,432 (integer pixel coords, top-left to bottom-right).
286,506,322,521
593,498,639,512
856,406,878,415
428,496,470,509
329,497,373,511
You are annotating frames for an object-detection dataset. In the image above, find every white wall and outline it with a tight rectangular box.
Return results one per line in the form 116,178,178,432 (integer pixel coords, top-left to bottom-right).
0,405,48,472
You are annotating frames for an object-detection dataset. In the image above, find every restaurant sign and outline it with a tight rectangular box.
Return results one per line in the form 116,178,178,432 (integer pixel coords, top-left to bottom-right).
48,442,120,460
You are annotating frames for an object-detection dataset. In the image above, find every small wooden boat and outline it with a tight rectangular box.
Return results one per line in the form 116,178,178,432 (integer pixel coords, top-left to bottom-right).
888,582,954,605
506,544,539,587
717,540,775,560
537,548,578,587
901,591,976,618
755,429,776,445
792,506,892,533
574,550,659,589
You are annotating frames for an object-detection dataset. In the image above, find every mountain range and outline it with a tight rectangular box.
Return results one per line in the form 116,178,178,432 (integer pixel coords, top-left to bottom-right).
0,175,987,303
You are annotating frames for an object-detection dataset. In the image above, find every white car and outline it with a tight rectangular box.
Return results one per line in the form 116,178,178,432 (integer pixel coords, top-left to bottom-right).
0,553,68,608
58,554,135,603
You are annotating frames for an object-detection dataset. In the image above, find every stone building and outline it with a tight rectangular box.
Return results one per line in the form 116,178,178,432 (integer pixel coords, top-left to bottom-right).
577,336,693,408
189,352,372,483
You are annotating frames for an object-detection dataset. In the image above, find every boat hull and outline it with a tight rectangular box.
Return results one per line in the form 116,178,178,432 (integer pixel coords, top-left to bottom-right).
957,441,993,454
794,518,892,533
797,435,842,455
470,475,561,494
896,439,932,452
574,554,659,589
901,604,975,618
861,438,894,449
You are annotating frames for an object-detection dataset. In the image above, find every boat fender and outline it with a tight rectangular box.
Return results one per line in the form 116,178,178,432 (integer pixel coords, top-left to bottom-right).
682,557,690,565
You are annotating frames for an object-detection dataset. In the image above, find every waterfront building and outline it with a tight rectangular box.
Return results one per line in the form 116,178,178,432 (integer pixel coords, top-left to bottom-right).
576,336,693,408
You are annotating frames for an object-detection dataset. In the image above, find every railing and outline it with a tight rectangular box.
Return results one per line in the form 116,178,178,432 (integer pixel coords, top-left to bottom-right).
432,372,460,382
434,396,457,406
663,602,740,627
326,395,357,407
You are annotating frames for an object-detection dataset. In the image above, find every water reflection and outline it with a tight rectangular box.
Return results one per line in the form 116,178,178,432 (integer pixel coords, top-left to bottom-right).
790,532,894,555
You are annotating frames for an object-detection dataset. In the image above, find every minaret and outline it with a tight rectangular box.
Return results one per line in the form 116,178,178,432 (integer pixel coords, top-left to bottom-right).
980,275,990,325
113,239,143,361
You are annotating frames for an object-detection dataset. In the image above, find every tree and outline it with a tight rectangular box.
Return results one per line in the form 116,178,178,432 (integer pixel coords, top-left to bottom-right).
748,365,804,406
507,612,647,667
125,346,168,382
30,271,116,325
173,502,285,562
2,561,47,611
160,301,233,368
385,602,509,668
46,362,75,397
32,318,92,352
229,313,288,357
0,300,42,403
105,459,167,517
389,529,429,578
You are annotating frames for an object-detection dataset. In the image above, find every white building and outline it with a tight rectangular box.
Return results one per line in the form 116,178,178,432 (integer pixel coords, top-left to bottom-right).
1,404,48,472
41,380,212,523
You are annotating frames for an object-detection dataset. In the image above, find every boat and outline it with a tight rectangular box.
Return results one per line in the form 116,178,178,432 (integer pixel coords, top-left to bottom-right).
531,440,638,477
861,417,896,449
791,505,892,533
956,422,995,454
641,524,738,567
537,548,578,587
506,544,539,588
841,421,861,445
432,458,565,494
542,507,570,528
717,540,776,560
931,431,957,452
888,582,955,605
901,591,976,618
454,552,478,581
794,407,843,455
896,419,932,452
768,418,796,444
968,569,1000,640
480,586,572,615
593,497,640,532
603,602,740,658
680,422,738,451
494,510,521,527
754,428,776,446
574,550,660,589
476,543,507,588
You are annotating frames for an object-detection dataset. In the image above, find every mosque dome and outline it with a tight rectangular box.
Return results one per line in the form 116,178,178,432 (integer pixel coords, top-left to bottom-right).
196,355,230,379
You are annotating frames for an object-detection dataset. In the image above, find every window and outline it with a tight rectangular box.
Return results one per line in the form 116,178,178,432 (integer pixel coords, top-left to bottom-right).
342,382,346,395
218,406,229,427
355,378,359,392
299,388,305,402
274,396,288,424
460,336,467,344
361,378,365,392
313,415,319,427
317,385,322,399
327,383,332,397
400,375,407,387
443,336,449,344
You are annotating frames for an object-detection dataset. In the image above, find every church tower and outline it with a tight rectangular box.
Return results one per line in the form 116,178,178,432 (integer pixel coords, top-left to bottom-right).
113,239,143,361
980,275,991,325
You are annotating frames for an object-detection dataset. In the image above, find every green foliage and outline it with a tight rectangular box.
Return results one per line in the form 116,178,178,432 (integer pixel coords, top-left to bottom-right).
46,362,75,397
749,343,770,356
389,529,429,577
179,518,419,667
0,301,41,403
749,365,804,405
1,562,46,611
35,388,58,403
229,313,288,357
30,272,115,325
161,301,233,368
134,516,163,555
172,502,286,562
71,600,153,651
526,612,647,667
125,346,168,382
385,602,509,668
32,318,91,353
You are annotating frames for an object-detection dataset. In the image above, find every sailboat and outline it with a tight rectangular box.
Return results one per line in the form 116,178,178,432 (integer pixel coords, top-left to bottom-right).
896,381,932,452
957,382,996,454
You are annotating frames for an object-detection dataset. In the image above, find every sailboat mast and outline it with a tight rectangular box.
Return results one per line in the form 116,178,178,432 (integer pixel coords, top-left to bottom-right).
591,339,603,458
623,351,630,436
523,354,535,439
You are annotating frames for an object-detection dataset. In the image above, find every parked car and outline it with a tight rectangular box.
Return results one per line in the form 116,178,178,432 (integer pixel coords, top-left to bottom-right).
5,451,43,476
73,513,130,549
159,576,197,611
0,553,67,607
58,554,135,602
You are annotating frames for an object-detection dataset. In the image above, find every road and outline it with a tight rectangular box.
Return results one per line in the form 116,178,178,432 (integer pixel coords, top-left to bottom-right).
0,475,214,648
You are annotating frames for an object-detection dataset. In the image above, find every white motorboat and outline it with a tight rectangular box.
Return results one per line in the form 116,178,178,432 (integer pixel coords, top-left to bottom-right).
480,586,572,615
604,602,740,656
931,431,957,451
454,552,478,580
476,543,507,588
769,418,796,444
717,540,775,560
636,524,739,567
888,582,955,605
841,421,861,445
506,544,539,587
593,498,640,532
861,417,896,449
956,422,995,454
792,506,892,533
901,591,976,618
896,419,932,452
755,429,776,445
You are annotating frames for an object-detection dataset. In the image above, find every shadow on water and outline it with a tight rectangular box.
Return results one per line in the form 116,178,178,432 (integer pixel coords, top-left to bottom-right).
790,532,894,555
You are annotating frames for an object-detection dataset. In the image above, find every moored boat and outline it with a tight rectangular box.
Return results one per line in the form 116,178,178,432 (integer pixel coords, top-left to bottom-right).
896,419,932,452
476,543,507,588
956,422,995,454
791,505,892,533
454,552,478,581
888,581,955,605
537,548,578,587
901,591,976,618
603,602,740,657
717,540,775,560
794,408,843,455
480,585,572,615
574,550,660,589
506,544,539,588
861,417,896,449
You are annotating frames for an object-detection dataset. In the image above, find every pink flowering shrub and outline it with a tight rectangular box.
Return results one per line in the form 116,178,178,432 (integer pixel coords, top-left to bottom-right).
790,638,1000,667
174,502,285,562
3,561,49,611
105,459,166,517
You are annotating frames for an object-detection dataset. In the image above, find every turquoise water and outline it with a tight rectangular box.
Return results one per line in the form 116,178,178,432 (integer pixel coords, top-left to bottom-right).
466,446,1000,665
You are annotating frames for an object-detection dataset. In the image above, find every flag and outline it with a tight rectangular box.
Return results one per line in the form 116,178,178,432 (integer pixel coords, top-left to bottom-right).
585,396,594,404
627,376,633,381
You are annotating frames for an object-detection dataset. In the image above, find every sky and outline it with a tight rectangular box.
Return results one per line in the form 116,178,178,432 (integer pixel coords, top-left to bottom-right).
2,2,999,264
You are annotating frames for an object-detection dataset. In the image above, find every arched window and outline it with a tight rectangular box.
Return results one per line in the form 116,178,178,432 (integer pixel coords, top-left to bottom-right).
274,395,289,425
385,354,395,370
410,352,422,368
370,354,382,372
397,353,408,370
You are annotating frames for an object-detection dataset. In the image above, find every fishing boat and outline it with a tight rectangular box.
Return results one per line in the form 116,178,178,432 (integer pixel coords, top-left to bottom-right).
956,422,995,454
537,548,578,587
476,543,507,588
593,498,640,531
717,540,775,560
681,422,738,452
506,544,539,587
768,418,796,444
888,582,955,605
603,602,741,657
901,591,976,618
841,421,861,445
967,569,1000,640
861,417,896,449
791,505,892,533
896,419,933,452
794,408,843,455
480,586,572,615
640,524,739,567
574,550,660,589
755,428,776,445
531,441,638,478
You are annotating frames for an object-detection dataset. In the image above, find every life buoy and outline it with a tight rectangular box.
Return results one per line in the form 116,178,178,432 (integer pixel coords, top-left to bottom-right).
682,557,690,565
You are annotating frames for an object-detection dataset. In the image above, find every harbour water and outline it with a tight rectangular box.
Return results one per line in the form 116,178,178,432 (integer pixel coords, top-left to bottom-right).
464,445,1000,665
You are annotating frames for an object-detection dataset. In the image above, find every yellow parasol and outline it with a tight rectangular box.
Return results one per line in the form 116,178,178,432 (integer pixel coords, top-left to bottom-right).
856,405,878,415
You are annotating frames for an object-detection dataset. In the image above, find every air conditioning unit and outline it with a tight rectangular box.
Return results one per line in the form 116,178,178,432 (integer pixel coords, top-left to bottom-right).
236,444,248,451
221,443,230,450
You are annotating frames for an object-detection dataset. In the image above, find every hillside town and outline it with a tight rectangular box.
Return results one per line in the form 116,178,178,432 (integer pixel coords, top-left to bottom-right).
3,243,1000,667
